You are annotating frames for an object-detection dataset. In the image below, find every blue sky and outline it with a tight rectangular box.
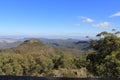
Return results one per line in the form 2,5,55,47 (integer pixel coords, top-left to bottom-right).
0,0,120,37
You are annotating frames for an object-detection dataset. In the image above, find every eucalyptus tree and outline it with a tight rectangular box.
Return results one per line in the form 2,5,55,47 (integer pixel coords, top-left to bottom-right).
87,30,120,78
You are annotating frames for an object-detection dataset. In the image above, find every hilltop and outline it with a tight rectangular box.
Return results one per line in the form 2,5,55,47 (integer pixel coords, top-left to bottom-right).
0,39,84,56
0,38,90,50
0,39,53,54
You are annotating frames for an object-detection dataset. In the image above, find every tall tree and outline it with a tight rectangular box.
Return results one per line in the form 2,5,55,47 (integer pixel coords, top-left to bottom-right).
87,30,120,77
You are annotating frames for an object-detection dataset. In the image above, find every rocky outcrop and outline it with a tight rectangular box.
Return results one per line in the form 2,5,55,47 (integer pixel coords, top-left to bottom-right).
24,39,41,44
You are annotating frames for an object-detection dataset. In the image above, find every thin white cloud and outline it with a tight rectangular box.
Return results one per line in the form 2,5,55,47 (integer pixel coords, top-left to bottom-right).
78,16,94,23
109,12,120,18
93,22,111,28
74,23,80,26
83,18,94,23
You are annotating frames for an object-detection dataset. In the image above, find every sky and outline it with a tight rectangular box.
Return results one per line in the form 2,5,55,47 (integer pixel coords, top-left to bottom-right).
0,0,120,38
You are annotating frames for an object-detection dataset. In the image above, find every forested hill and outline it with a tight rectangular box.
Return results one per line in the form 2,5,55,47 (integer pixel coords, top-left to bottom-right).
0,38,90,50
0,39,84,56
40,38,90,50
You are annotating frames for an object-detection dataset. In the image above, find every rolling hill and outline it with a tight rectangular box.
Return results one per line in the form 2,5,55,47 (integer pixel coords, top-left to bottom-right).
0,39,85,56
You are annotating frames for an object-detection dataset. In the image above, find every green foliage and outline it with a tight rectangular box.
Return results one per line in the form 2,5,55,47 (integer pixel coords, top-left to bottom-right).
53,54,76,69
0,52,89,77
0,39,90,77
87,30,120,78
74,56,87,68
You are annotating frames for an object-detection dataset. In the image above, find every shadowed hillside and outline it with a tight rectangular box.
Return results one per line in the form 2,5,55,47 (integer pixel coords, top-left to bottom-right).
40,38,90,50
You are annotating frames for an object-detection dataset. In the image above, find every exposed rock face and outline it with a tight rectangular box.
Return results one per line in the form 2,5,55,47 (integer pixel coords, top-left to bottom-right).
24,39,41,44
1,38,55,54
18,38,45,48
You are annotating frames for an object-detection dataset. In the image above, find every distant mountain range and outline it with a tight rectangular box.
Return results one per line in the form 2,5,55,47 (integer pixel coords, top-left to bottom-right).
0,38,24,48
40,38,90,50
0,39,86,56
0,37,90,50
